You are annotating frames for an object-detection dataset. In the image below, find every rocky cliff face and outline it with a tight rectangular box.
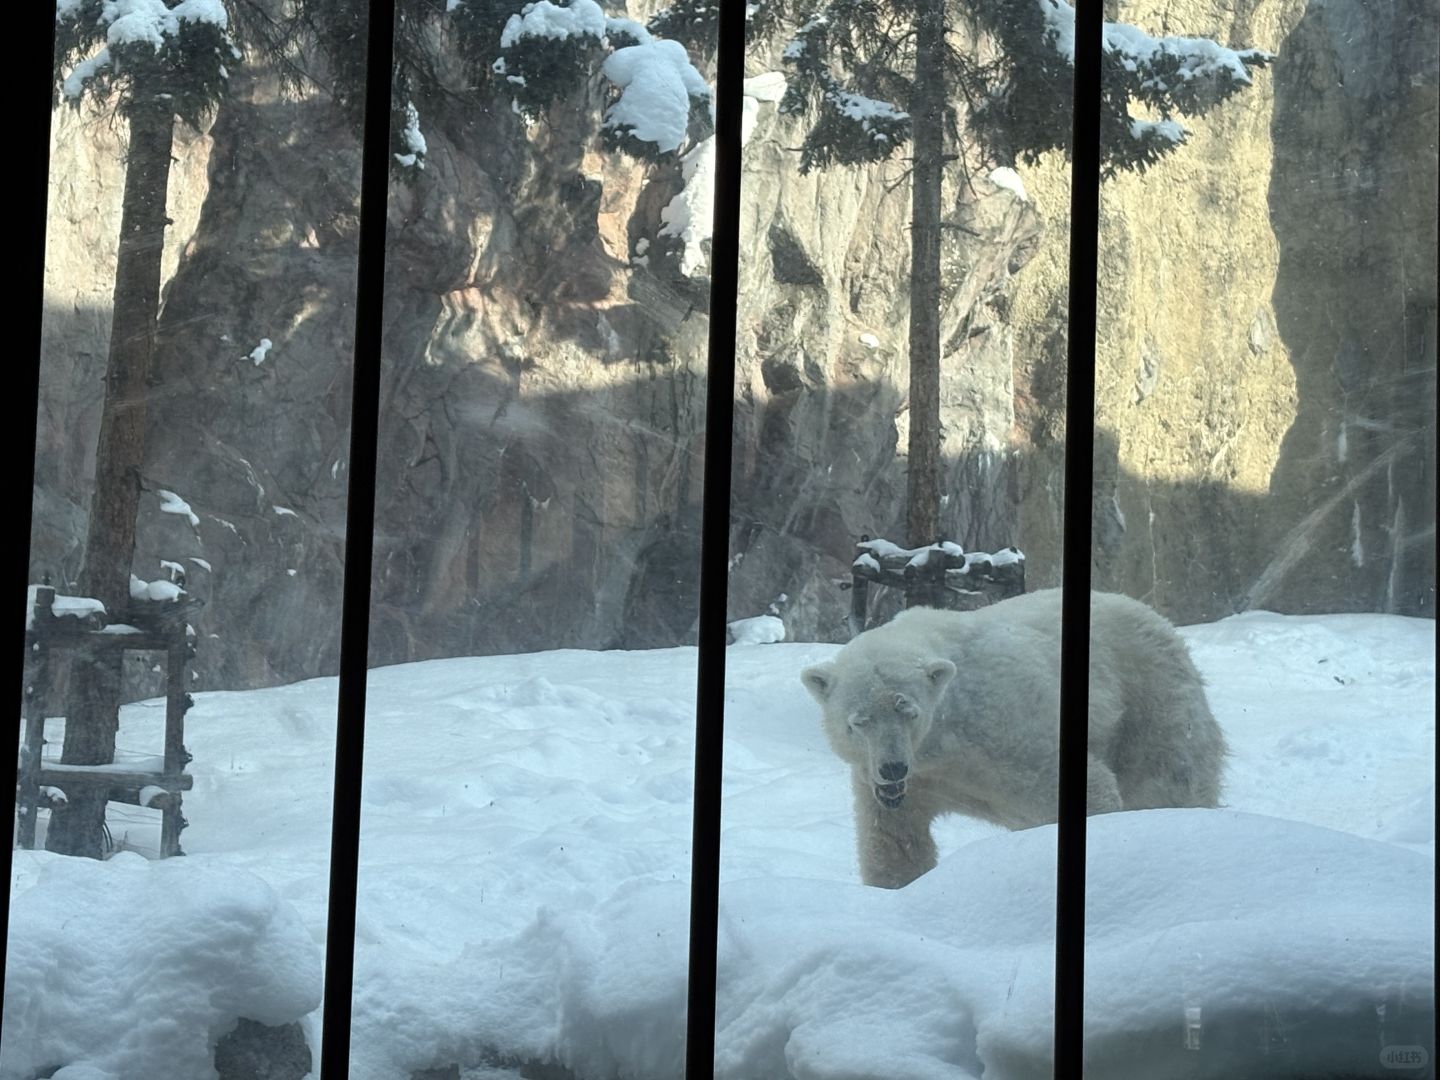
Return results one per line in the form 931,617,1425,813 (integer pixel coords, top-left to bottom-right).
31,0,1436,692
1011,0,1438,622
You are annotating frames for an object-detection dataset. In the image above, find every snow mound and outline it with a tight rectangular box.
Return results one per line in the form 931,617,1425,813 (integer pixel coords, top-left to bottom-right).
3,851,322,1080
350,810,1430,1079
7,611,1429,1079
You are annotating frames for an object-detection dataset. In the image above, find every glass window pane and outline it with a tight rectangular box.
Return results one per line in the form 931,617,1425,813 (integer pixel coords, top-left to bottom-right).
1085,0,1435,1075
347,7,711,1075
9,6,370,1076
716,4,1075,1074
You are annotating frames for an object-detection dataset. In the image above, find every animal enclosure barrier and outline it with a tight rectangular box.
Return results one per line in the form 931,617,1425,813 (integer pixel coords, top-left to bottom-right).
845,537,1027,637
17,585,199,857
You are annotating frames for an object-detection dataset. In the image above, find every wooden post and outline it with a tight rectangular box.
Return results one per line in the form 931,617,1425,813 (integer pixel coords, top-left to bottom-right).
847,534,872,638
16,587,55,849
847,574,870,639
904,537,950,610
160,623,190,857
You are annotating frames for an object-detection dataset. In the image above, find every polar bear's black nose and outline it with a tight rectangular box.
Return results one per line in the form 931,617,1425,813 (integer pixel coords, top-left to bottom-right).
879,761,908,782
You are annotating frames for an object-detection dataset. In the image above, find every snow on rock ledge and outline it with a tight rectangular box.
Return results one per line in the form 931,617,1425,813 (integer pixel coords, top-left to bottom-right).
3,851,322,1080
728,615,785,645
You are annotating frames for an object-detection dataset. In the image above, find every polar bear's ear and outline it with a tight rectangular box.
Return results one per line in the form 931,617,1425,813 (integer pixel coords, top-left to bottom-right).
800,664,837,703
924,659,957,697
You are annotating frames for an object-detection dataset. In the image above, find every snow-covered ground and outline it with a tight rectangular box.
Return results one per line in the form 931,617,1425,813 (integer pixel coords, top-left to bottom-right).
6,610,1434,1079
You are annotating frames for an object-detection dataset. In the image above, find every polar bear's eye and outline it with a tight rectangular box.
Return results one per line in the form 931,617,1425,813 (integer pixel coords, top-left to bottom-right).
846,713,869,731
894,694,919,718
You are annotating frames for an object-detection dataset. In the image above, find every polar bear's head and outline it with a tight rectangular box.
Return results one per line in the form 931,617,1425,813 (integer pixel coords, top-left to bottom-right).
800,654,956,810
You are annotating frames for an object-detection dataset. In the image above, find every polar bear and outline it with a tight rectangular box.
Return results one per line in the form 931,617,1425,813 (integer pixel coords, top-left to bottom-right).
801,589,1226,888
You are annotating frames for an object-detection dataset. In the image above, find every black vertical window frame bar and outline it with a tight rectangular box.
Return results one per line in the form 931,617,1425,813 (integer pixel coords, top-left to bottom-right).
1054,0,1102,1073
4,3,59,1035
683,0,746,1075
4,3,1108,1079
320,0,396,1074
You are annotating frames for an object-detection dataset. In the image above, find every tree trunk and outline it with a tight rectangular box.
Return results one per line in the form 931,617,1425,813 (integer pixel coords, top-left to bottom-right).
46,88,176,859
904,0,947,602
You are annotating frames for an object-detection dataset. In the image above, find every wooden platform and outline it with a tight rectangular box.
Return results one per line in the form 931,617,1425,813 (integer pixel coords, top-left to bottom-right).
845,537,1026,636
17,584,200,857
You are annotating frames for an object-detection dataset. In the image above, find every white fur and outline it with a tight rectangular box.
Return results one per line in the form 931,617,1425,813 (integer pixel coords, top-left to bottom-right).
801,589,1227,888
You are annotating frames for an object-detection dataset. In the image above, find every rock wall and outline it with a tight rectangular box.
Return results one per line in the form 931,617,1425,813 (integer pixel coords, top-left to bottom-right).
1011,0,1438,622
30,0,1436,692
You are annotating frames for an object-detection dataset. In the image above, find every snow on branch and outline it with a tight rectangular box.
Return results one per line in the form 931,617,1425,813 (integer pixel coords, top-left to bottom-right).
1128,117,1188,151
58,0,237,116
1039,0,1271,86
604,16,653,48
499,0,607,49
968,0,1271,176
104,0,230,50
602,39,710,157
833,89,908,140
789,83,910,171
494,0,709,160
781,12,828,64
494,0,609,115
63,48,114,99
1036,0,1272,151
643,0,783,53
779,8,911,172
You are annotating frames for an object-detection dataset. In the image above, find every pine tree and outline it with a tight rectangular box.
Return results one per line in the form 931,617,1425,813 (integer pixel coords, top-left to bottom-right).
45,0,448,857
49,0,297,858
288,0,451,174
491,0,711,161
289,0,710,178
766,0,1271,551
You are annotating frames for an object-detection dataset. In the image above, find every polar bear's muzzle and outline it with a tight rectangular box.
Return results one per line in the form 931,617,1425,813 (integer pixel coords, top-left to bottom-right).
873,759,910,808
874,780,907,809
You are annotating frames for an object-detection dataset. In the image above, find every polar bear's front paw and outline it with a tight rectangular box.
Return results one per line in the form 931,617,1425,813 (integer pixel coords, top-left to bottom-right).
874,781,906,809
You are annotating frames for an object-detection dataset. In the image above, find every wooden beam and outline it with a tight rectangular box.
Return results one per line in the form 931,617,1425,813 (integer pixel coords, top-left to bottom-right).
25,627,177,654
37,768,193,792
